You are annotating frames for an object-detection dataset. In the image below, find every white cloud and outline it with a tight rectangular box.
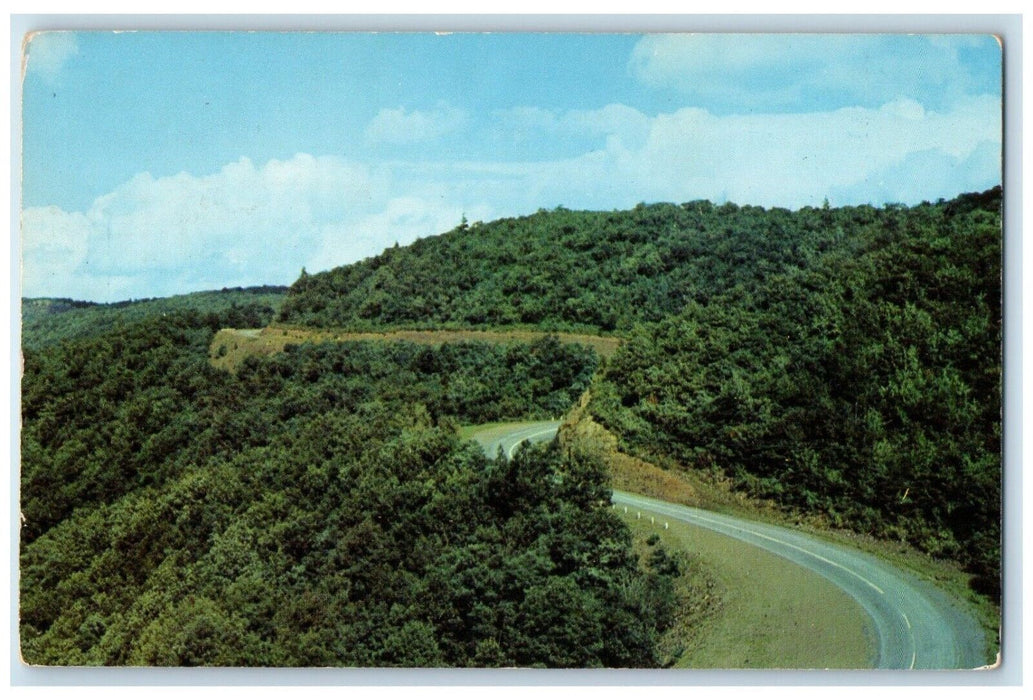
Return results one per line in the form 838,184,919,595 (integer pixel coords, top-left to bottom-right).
829,140,1001,206
495,103,651,150
307,197,494,273
20,95,1002,303
21,206,91,298
82,155,382,278
628,34,999,110
444,95,1001,211
365,102,468,145
21,154,393,302
25,32,78,84
609,94,1001,208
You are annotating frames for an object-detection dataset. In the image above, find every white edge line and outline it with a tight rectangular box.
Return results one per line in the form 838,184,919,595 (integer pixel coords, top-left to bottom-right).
901,613,917,669
506,426,559,460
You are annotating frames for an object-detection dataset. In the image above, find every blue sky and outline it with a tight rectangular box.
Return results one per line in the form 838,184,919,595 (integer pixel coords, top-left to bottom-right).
21,32,1002,302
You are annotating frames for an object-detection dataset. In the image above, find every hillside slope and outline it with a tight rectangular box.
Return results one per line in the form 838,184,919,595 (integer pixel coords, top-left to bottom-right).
279,189,1002,596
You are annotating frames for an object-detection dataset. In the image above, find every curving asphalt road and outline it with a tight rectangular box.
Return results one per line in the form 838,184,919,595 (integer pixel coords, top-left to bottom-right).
468,420,989,670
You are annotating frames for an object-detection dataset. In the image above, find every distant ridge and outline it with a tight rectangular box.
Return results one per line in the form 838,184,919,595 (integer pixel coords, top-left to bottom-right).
22,286,288,350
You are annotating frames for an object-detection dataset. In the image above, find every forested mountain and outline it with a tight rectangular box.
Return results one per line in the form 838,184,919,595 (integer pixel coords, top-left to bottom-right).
21,310,678,666
279,188,1003,595
20,187,1002,665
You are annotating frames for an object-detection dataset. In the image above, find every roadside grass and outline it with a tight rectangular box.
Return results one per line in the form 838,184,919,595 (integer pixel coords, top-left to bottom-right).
209,325,622,373
620,508,874,669
624,515,721,668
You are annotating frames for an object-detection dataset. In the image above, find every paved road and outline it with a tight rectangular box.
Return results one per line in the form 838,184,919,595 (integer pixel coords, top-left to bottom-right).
468,420,564,460
467,420,989,670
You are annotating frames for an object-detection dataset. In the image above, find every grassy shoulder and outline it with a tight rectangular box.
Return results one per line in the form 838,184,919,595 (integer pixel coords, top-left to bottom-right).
621,509,873,669
457,422,545,442
623,515,720,668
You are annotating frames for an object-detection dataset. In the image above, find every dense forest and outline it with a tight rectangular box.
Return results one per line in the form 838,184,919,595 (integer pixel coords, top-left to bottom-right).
277,199,905,332
21,306,678,666
279,188,1003,595
591,192,1001,594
